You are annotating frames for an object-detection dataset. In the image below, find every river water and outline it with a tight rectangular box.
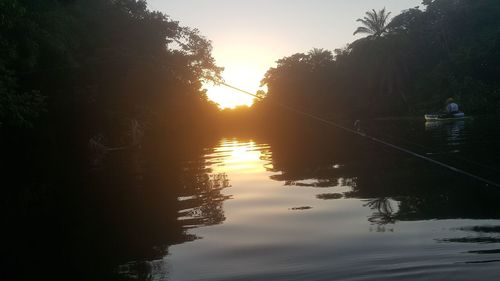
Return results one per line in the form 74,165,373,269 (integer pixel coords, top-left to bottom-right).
118,117,500,280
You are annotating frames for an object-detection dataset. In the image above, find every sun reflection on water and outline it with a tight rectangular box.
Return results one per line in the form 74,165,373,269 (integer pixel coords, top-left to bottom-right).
211,139,269,174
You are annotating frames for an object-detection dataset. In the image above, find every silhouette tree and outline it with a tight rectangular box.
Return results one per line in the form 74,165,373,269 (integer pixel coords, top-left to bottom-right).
353,8,392,37
308,48,334,70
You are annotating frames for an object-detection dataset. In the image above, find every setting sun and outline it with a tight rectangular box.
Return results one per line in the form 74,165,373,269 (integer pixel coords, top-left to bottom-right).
203,44,273,109
204,65,267,109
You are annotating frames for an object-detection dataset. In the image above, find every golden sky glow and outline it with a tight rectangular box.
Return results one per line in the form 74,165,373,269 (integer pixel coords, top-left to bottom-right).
204,83,254,109
147,0,421,109
204,45,273,109
204,66,265,109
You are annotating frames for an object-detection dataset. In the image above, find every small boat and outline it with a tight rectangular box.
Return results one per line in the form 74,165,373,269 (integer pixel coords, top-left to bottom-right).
424,112,467,121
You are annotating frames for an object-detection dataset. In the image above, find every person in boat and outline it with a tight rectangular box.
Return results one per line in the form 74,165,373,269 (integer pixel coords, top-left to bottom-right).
443,97,460,117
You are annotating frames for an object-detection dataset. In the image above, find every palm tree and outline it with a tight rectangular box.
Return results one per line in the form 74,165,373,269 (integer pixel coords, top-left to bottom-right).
308,48,333,69
353,8,391,37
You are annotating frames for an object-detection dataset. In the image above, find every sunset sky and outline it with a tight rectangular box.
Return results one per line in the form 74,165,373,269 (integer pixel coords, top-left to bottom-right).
147,0,422,108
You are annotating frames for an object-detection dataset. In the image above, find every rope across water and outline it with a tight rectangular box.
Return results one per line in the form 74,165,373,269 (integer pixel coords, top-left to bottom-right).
219,81,500,189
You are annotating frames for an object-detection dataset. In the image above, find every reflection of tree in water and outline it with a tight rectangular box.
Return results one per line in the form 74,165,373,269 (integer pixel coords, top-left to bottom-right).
266,130,360,188
440,225,500,244
264,130,404,227
178,171,231,227
265,126,500,227
112,144,232,280
425,120,465,147
435,225,500,264
281,178,341,188
259,146,274,171
262,127,500,264
363,198,396,225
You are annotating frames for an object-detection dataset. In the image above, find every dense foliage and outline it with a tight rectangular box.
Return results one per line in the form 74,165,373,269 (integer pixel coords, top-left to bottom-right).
0,0,221,144
1,2,222,279
259,0,500,119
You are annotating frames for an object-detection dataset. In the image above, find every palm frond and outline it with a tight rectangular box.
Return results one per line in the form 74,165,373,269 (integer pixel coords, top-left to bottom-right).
354,8,392,37
353,26,373,36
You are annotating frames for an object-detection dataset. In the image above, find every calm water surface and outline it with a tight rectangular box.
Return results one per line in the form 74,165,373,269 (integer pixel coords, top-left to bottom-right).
130,118,500,280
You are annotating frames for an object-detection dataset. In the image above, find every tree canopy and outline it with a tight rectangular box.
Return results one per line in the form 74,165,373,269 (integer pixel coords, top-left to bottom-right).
0,0,222,144
258,0,500,120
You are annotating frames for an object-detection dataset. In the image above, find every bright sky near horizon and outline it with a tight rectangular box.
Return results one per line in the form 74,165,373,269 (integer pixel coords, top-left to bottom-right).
147,0,422,108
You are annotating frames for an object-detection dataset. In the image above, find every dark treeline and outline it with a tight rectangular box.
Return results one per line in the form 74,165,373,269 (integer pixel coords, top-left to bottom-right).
1,0,222,139
1,0,224,280
254,0,500,121
6,0,500,143
4,0,500,137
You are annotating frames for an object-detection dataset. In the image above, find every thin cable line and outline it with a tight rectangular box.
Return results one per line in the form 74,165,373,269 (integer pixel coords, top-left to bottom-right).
366,123,500,173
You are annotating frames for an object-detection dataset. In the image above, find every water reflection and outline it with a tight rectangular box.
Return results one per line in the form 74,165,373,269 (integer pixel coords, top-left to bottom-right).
160,130,500,280
121,121,500,280
10,119,500,280
211,139,269,174
119,139,271,280
178,172,231,227
425,120,466,146
441,225,500,244
363,198,397,225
